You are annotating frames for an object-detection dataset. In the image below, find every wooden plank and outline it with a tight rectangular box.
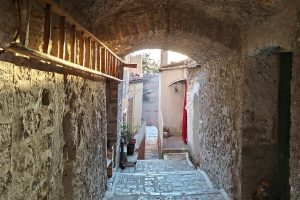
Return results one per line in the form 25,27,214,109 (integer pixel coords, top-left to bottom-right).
70,25,76,63
18,0,30,46
3,42,122,81
43,4,52,53
79,33,85,66
123,63,137,68
59,16,66,59
85,37,91,68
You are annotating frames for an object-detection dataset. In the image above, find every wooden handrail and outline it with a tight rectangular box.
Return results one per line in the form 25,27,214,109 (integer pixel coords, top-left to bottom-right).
3,42,123,82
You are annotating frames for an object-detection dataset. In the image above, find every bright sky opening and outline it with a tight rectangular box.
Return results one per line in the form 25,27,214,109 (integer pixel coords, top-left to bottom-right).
131,49,188,64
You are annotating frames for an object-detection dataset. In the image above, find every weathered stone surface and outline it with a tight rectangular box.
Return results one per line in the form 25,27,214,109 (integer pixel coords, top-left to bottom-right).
241,54,280,199
290,12,300,200
187,54,244,199
0,55,107,200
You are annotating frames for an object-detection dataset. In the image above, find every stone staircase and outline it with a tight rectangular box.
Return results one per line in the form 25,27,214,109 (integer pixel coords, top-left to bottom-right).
104,158,229,200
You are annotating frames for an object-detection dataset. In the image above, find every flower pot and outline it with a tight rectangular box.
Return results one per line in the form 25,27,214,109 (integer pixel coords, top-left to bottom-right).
163,131,170,138
127,143,135,155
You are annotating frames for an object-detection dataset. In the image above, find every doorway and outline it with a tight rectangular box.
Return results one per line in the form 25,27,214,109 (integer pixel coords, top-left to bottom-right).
277,52,292,199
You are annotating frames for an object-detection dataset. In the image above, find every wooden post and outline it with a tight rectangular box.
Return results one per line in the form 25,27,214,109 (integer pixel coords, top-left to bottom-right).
70,25,76,63
43,4,52,53
59,16,66,59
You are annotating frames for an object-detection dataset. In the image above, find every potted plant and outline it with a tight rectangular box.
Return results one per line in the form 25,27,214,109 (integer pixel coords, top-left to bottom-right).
120,124,136,155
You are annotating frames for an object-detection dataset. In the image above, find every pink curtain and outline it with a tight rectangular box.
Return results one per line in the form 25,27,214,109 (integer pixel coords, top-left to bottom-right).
182,81,187,143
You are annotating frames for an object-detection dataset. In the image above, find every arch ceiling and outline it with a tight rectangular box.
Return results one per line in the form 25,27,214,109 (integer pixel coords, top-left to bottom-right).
60,0,289,62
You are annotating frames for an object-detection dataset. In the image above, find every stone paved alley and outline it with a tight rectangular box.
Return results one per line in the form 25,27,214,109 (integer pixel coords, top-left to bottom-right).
145,126,159,160
104,126,228,200
104,158,228,200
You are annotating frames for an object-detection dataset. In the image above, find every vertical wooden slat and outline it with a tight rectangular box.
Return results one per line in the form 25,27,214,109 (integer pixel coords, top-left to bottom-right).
79,33,85,66
70,25,76,63
110,53,113,75
43,4,51,53
114,58,118,77
101,48,106,73
85,37,91,68
106,52,109,75
19,0,30,46
92,41,97,70
59,16,66,59
112,57,116,77
97,44,101,71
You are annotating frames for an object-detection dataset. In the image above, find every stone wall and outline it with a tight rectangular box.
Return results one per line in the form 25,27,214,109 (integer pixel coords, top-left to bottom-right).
290,12,300,200
106,80,119,147
0,55,107,200
242,6,300,199
188,54,244,199
241,54,280,198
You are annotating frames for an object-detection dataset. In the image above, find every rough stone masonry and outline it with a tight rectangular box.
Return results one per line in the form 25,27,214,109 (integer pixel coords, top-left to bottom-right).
0,55,107,200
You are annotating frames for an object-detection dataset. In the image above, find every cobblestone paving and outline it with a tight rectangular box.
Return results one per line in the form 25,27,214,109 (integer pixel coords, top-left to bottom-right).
145,126,159,159
105,159,228,200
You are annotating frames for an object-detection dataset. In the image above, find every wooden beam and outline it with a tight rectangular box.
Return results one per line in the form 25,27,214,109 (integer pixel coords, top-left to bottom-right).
59,16,66,59
70,25,76,63
122,63,137,68
18,0,30,46
43,4,52,53
3,42,122,81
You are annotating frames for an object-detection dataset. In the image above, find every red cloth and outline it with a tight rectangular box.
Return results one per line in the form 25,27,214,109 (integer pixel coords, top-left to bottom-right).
182,81,187,143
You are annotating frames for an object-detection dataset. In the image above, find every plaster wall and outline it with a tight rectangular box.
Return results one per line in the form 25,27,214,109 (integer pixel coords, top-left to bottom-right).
160,68,187,136
128,82,143,132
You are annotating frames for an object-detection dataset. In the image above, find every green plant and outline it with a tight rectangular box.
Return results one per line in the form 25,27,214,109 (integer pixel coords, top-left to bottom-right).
120,123,133,142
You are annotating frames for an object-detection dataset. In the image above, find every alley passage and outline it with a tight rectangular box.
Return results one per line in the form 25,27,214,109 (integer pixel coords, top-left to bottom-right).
105,126,228,200
145,126,159,159
105,158,228,200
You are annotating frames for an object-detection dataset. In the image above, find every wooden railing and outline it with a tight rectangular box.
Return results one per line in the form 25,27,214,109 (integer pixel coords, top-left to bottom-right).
3,0,136,81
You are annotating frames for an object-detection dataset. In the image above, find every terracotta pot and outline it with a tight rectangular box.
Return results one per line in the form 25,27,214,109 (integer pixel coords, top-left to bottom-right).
163,131,170,138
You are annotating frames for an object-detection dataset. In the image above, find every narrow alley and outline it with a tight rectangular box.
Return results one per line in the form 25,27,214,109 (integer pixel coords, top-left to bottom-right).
105,127,228,200
0,1,300,200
